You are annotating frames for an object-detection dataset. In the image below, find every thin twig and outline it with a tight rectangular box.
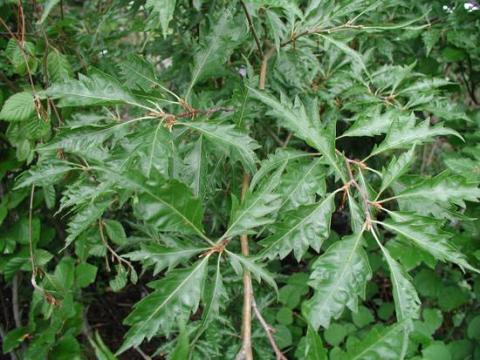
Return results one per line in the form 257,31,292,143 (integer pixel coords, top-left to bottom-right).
236,173,253,360
98,220,135,273
337,150,373,229
282,132,292,148
28,185,51,300
134,347,152,360
240,1,264,58
11,274,21,328
252,298,287,360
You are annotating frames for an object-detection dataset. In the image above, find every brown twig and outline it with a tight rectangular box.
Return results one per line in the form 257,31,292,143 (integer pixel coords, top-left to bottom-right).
240,1,264,58
252,298,287,360
176,106,234,119
337,150,373,229
27,185,56,305
259,45,275,90
98,220,135,273
236,173,253,360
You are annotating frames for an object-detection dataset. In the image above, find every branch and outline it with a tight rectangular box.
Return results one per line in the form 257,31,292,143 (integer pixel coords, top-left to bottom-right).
252,297,287,360
235,173,253,360
259,45,275,90
98,220,135,274
240,1,264,58
11,274,21,328
337,150,374,229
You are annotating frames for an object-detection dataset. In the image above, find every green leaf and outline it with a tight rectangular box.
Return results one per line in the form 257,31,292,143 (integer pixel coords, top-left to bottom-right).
5,39,37,76
0,92,36,122
380,244,420,322
260,193,335,261
109,266,128,292
302,233,372,329
15,161,72,189
38,0,61,23
45,73,142,108
379,146,415,194
186,10,245,98
380,214,479,273
345,323,409,360
119,257,209,352
47,50,73,83
197,255,226,331
352,306,375,328
146,0,177,38
422,29,440,55
325,323,348,346
184,135,207,198
132,172,206,237
126,244,206,275
304,327,327,360
89,332,118,360
169,326,189,360
225,164,285,237
467,315,480,340
180,122,259,173
250,148,312,190
319,34,370,77
126,124,172,178
390,172,480,207
276,307,293,325
76,262,98,288
118,54,158,91
249,89,346,182
66,201,109,247
422,341,452,360
227,251,277,291
95,168,209,241
104,219,128,246
370,117,461,157
53,257,76,290
341,108,402,138
2,327,28,353
279,158,326,209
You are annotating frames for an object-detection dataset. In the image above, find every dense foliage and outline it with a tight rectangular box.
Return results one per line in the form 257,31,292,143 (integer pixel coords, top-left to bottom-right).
1,0,480,359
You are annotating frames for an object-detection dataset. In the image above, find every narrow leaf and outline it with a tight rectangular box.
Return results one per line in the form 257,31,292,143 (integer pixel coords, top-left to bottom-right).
379,146,415,194
225,163,285,237
227,251,277,291
146,0,177,38
379,243,420,322
45,74,142,108
126,244,206,275
392,172,480,207
371,117,461,157
381,215,479,273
